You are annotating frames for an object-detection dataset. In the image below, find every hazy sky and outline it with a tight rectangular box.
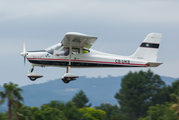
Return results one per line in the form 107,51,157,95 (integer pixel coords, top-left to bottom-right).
0,0,179,86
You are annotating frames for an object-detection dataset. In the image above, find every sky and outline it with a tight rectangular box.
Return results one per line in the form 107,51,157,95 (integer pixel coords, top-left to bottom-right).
0,0,179,86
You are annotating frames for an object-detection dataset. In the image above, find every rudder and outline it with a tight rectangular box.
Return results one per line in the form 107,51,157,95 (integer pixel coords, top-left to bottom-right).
131,33,162,62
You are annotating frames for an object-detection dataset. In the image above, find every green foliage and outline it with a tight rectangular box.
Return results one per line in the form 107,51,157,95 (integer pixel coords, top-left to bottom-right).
43,100,81,120
139,102,176,120
0,82,23,120
115,70,167,120
95,103,119,120
43,100,107,120
0,112,7,120
41,105,67,120
12,104,34,120
0,82,23,104
31,107,43,120
72,90,91,108
61,101,80,120
168,79,179,96
43,100,65,111
79,107,106,120
170,93,179,119
31,105,67,120
80,112,97,120
3,71,178,120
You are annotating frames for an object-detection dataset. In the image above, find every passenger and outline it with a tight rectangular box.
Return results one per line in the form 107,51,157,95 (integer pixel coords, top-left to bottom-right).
56,47,69,56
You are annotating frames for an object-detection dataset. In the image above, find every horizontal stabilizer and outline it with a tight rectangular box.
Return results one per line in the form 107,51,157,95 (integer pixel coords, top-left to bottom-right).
146,62,163,67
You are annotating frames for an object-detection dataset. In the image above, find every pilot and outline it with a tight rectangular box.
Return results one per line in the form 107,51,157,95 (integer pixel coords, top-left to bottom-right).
56,47,69,56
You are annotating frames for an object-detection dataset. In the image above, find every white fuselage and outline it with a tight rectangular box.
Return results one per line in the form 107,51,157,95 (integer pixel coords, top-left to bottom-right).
26,48,147,68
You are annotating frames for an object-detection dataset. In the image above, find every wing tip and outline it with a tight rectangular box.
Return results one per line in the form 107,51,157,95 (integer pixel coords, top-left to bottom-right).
66,32,97,38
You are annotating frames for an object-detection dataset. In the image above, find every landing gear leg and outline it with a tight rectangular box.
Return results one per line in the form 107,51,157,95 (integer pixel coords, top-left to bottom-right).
61,38,79,84
29,66,34,74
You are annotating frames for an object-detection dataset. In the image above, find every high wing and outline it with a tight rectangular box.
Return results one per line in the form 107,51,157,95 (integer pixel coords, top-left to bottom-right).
61,32,97,49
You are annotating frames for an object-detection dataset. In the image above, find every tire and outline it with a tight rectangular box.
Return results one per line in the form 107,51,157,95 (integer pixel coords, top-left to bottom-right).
62,80,70,83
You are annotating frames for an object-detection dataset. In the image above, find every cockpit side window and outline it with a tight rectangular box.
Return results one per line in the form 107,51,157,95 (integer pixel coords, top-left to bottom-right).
55,47,80,56
54,46,61,50
47,49,54,54
55,47,70,56
72,48,80,54
45,43,62,55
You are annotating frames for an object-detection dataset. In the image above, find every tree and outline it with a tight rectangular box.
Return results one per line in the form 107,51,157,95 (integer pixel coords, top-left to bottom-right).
115,70,166,120
79,107,106,120
139,102,176,120
41,105,67,120
168,79,179,97
0,82,23,120
0,112,7,120
31,107,43,120
43,100,81,120
170,93,179,119
95,103,119,120
72,90,91,108
43,100,65,110
12,103,34,120
63,101,81,120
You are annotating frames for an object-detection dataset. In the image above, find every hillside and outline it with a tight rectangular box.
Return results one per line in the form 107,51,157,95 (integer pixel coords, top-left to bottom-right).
20,76,123,107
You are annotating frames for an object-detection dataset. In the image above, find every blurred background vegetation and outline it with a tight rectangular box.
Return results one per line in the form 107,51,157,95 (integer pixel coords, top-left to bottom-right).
0,70,179,120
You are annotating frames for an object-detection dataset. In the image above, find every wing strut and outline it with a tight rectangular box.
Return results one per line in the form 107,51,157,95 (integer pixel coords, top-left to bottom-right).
68,39,72,73
61,37,79,83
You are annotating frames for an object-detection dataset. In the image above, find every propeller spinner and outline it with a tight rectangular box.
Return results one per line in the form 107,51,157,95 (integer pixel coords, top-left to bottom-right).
20,41,28,65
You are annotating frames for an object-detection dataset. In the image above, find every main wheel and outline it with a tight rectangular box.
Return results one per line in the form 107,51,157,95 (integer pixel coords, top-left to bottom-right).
62,80,70,84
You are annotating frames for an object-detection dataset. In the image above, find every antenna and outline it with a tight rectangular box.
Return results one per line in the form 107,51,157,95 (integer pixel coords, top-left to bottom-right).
99,46,105,51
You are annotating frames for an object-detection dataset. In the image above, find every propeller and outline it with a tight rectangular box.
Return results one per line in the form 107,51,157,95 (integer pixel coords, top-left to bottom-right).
20,41,28,66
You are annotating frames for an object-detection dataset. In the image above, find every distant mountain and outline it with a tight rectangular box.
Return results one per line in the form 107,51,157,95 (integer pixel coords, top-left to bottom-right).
0,75,178,112
21,75,123,108
161,76,178,85
0,86,6,112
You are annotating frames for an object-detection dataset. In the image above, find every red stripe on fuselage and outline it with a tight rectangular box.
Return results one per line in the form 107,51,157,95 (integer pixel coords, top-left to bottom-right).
27,58,146,66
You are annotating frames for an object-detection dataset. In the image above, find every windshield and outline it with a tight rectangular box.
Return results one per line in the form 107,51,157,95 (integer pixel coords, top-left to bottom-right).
45,43,62,54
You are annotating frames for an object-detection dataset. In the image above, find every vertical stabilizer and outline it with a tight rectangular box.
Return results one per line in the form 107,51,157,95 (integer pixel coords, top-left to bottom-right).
131,33,162,62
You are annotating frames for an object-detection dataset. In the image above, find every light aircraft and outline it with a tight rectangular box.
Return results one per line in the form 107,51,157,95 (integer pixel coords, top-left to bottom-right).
20,32,162,83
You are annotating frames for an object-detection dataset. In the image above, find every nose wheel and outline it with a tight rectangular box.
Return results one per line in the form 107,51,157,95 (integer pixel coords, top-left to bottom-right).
28,66,43,81
29,76,37,81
